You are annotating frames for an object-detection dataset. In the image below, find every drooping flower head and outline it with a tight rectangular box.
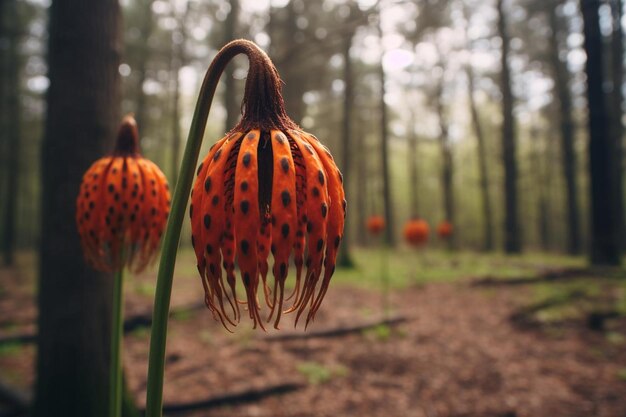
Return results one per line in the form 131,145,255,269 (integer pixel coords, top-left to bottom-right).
437,220,453,239
403,218,430,247
76,115,171,273
190,40,345,330
366,215,385,236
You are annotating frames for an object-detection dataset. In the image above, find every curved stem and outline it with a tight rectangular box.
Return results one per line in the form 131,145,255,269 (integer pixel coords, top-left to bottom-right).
109,267,124,417
145,39,278,417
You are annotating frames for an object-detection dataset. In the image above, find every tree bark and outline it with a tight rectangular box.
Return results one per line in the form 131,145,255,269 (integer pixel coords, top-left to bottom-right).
132,0,154,132
223,0,240,132
497,0,521,253
466,65,494,251
610,0,624,249
580,0,621,265
169,2,190,187
355,116,368,245
34,1,121,416
547,5,582,254
407,117,419,218
435,76,455,249
1,0,20,266
337,26,355,267
377,16,395,246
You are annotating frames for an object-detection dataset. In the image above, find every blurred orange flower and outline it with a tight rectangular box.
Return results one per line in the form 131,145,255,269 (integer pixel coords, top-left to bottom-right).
366,215,386,235
403,218,430,247
437,220,453,239
76,115,171,273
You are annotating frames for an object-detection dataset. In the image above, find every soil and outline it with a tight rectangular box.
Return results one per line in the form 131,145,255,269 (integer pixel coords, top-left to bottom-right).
1,264,626,417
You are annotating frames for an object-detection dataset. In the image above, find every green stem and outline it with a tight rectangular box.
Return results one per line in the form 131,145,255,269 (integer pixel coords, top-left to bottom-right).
145,39,273,417
109,267,124,417
381,241,390,318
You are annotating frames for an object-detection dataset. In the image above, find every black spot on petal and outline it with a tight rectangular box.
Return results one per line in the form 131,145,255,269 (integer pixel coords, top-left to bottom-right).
281,190,291,207
240,200,249,214
242,152,251,167
321,203,328,218
317,239,324,252
318,170,325,185
281,157,290,173
281,223,290,238
204,177,211,192
204,214,211,229
240,181,248,191
241,240,249,255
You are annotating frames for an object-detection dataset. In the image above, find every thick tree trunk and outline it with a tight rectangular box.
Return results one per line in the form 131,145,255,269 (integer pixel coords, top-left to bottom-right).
223,0,240,132
466,66,494,251
337,29,355,267
610,0,624,249
2,0,20,266
435,78,455,249
377,18,395,246
548,6,582,254
497,0,521,253
34,1,121,416
581,0,621,265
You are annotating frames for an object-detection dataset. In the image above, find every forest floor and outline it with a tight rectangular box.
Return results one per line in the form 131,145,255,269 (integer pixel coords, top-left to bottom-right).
1,248,626,417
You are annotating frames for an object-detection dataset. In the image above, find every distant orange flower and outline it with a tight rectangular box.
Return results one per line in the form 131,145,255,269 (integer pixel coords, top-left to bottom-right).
76,115,171,273
437,220,453,239
403,218,430,247
366,215,385,235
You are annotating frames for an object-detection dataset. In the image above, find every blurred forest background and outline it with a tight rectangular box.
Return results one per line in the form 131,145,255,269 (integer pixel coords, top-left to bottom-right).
1,0,624,259
1,0,626,416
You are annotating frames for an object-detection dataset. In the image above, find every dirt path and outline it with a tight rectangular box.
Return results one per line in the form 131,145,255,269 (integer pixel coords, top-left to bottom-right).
2,266,626,417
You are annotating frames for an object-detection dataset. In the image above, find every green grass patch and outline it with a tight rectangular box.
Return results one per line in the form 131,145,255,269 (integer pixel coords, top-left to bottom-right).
0,342,24,357
296,361,348,385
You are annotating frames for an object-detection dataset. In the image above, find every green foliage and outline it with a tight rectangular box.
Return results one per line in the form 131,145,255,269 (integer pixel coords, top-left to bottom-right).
362,323,392,342
0,342,23,357
296,361,348,385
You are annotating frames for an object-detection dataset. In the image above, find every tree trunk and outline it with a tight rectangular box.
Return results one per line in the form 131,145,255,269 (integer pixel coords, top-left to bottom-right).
377,17,395,246
548,5,582,254
34,1,121,416
497,0,521,253
407,117,419,218
223,0,240,132
2,0,20,266
337,28,355,267
169,2,189,187
466,65,494,251
435,77,455,249
610,0,624,249
531,125,550,250
580,0,621,265
133,0,153,132
355,119,368,245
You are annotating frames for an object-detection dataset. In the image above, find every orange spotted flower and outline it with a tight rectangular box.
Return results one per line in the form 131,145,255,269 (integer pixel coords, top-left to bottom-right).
190,42,345,330
76,115,171,273
437,220,453,239
366,215,385,236
403,218,430,247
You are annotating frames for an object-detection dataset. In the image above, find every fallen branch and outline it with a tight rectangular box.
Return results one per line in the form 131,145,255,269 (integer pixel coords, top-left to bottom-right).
263,315,409,342
0,301,207,347
509,290,587,328
470,267,590,287
144,382,304,414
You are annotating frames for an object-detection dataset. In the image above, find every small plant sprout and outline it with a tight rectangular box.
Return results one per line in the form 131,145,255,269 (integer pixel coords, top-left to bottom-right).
76,115,171,417
145,39,345,417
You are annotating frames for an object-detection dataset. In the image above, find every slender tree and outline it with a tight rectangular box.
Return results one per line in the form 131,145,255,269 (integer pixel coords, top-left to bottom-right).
580,0,621,265
407,110,420,217
466,65,494,251
168,1,189,186
34,1,121,416
337,22,356,267
1,0,21,266
434,70,455,249
132,0,154,131
547,3,581,254
377,12,395,246
223,0,240,132
610,0,624,248
497,0,521,253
